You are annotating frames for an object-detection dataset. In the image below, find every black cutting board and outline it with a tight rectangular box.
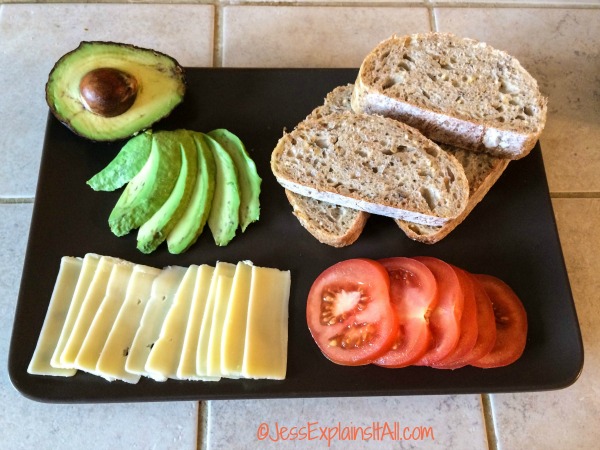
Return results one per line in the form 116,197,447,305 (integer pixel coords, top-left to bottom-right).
8,68,583,403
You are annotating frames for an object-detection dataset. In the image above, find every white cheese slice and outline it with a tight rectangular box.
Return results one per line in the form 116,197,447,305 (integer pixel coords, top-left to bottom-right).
196,262,236,377
125,265,186,381
59,256,123,369
51,253,101,368
145,265,199,380
96,264,161,384
74,261,134,379
176,264,217,381
28,256,83,376
206,273,234,377
242,266,291,380
220,261,253,378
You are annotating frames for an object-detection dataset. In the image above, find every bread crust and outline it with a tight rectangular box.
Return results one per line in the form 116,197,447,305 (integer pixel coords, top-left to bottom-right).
271,111,469,227
396,155,510,243
285,190,368,247
352,32,547,160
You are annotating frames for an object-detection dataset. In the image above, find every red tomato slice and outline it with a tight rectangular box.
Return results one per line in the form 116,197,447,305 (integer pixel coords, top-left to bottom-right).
439,271,496,369
461,273,497,364
431,266,478,369
373,257,437,368
471,274,527,368
306,258,398,366
412,256,464,366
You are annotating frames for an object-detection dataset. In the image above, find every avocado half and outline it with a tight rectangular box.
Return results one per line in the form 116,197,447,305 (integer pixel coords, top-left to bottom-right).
45,41,186,142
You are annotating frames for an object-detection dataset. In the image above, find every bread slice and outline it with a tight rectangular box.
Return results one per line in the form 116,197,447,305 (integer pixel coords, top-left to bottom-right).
352,32,547,159
271,111,469,227
283,85,369,247
285,190,368,247
286,84,509,244
308,84,355,120
396,145,509,243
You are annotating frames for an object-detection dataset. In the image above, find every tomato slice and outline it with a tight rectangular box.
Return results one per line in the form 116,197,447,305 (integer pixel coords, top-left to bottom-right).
431,266,478,369
438,271,496,369
373,257,437,368
461,273,497,365
412,256,464,366
471,274,527,368
306,258,398,366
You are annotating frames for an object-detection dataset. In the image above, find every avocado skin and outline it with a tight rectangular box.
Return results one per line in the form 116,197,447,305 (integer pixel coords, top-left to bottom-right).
45,41,186,142
204,134,241,246
87,130,153,191
108,131,182,237
207,129,262,232
136,130,198,254
166,132,216,254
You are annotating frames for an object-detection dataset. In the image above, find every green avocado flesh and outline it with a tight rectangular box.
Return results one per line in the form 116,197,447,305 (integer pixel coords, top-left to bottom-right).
86,130,153,191
90,127,259,253
46,41,186,141
204,134,241,246
207,129,261,232
167,132,216,254
108,131,182,237
136,130,198,254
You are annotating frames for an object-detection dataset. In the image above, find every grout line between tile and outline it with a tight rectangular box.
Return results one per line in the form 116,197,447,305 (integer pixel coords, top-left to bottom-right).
550,192,600,198
427,1,599,9
214,0,599,9
481,394,499,450
0,197,35,204
213,3,223,68
428,5,438,31
197,401,209,450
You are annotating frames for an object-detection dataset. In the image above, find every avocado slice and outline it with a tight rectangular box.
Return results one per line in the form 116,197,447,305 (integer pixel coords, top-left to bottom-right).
87,130,153,191
108,131,182,237
46,41,186,141
203,134,241,246
167,133,216,254
207,129,261,232
136,131,198,254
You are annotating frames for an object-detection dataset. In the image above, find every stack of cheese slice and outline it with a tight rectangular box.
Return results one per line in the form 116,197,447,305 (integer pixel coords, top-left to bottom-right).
28,253,291,383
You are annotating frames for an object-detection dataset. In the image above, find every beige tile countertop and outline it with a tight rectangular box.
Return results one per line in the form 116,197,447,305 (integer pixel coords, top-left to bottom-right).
0,1,598,449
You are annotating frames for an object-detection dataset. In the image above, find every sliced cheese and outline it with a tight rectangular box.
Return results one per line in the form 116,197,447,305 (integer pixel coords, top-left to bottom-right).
125,265,186,380
206,273,234,377
242,266,291,380
196,262,236,377
51,253,101,368
96,264,161,383
220,261,253,377
28,256,83,376
176,264,217,381
59,256,122,369
74,261,134,379
145,265,199,380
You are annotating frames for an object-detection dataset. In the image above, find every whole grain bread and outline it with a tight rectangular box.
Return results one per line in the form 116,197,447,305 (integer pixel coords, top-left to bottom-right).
282,84,510,245
271,111,469,227
352,32,547,159
396,145,509,243
284,84,369,247
308,84,355,120
285,190,368,247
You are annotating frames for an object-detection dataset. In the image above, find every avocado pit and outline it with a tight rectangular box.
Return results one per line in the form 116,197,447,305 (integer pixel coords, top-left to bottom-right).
79,67,139,117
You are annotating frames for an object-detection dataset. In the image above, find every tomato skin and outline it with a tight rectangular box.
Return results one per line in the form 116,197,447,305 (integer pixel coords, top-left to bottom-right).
461,273,497,365
412,257,464,366
373,257,437,368
306,257,526,370
470,274,527,369
306,258,398,366
431,266,478,369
